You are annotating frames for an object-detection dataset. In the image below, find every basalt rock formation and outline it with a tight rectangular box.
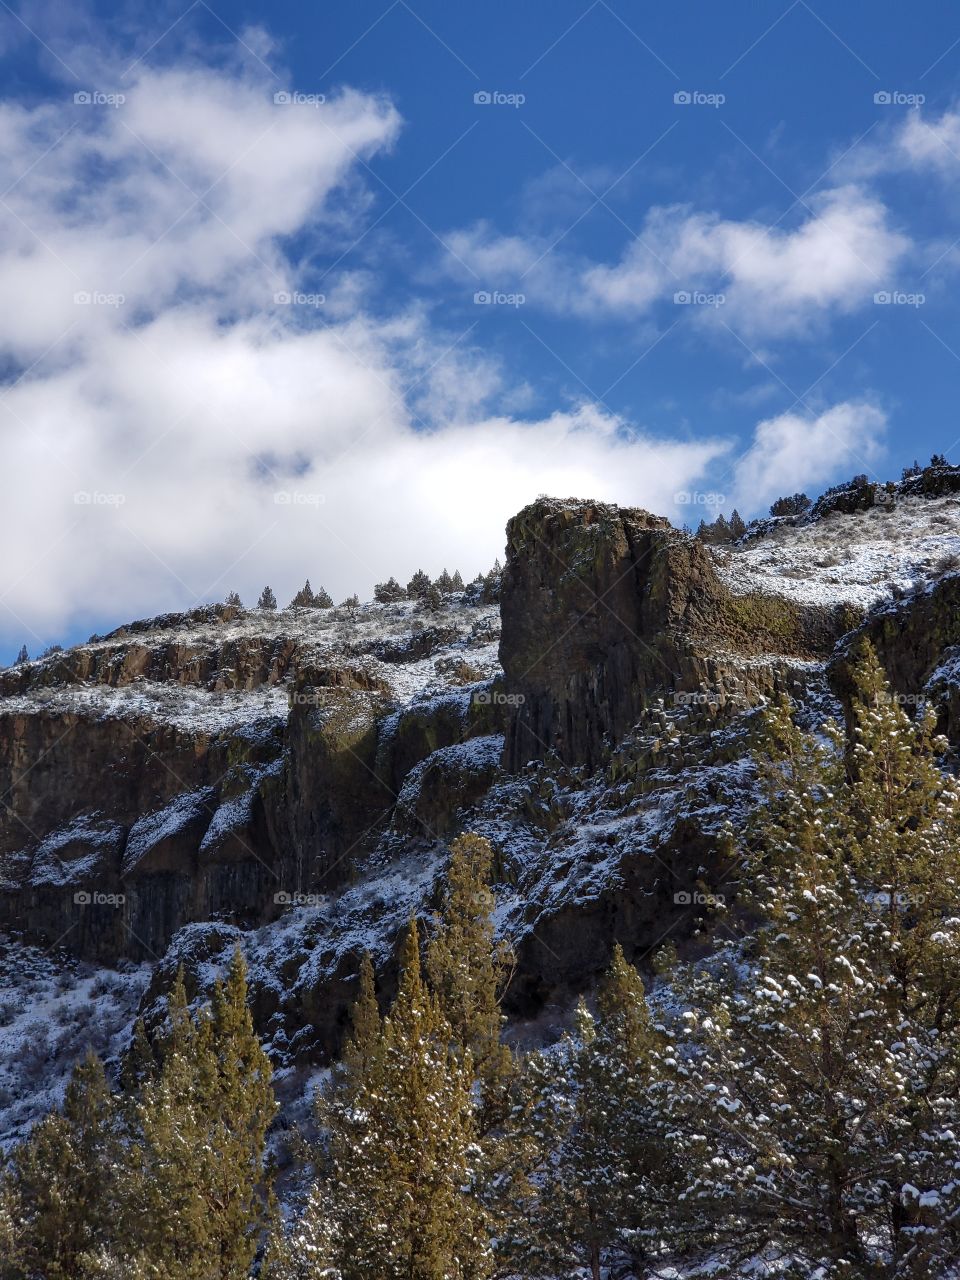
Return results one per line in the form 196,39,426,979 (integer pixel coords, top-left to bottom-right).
2,480,960,1072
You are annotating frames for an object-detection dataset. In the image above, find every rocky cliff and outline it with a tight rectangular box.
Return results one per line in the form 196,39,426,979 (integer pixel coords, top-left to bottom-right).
2,476,960,1133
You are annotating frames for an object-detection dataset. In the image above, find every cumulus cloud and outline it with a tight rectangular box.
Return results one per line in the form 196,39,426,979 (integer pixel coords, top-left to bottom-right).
0,59,732,649
731,401,886,512
450,188,909,338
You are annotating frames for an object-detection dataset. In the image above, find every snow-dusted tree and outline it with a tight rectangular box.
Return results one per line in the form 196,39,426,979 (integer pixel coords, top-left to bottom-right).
421,583,443,612
257,585,278,610
224,589,243,608
451,570,464,591
8,1051,125,1278
312,584,333,608
373,577,406,603
13,645,28,665
406,569,431,599
519,947,677,1280
339,593,359,609
666,644,960,1277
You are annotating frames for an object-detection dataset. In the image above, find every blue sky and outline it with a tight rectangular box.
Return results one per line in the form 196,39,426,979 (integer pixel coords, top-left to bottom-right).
2,0,960,659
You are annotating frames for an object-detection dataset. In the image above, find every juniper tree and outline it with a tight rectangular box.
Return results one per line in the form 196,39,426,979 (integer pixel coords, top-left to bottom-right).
406,569,431,599
130,952,276,1278
224,590,243,608
323,920,492,1280
9,1051,125,1278
312,584,333,608
258,586,278,610
665,647,960,1277
373,577,406,603
290,580,316,608
425,833,513,1114
435,568,454,594
14,645,27,665
520,947,675,1280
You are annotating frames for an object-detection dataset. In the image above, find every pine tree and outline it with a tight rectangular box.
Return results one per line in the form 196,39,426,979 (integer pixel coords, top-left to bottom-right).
728,508,746,539
224,590,243,608
312,584,333,608
322,920,492,1280
258,586,278,610
451,570,464,591
435,568,454,594
14,645,28,665
406,569,431,599
9,1051,125,1277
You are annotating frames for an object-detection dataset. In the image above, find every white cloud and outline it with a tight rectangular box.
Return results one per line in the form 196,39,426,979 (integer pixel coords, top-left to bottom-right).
447,188,908,339
0,61,731,649
731,401,886,511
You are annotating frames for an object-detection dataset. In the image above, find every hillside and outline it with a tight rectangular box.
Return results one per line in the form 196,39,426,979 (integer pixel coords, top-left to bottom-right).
2,469,960,1145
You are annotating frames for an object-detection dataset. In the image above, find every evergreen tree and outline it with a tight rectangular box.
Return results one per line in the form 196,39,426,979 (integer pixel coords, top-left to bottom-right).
258,586,278,610
421,583,443,612
322,920,492,1280
373,577,406,603
435,568,454,594
406,569,432,599
451,570,464,591
728,508,746,539
312,584,333,608
290,580,316,608
339,594,359,609
9,1051,125,1277
224,590,243,608
770,492,811,517
520,948,676,1280
665,648,960,1276
425,834,513,1113
14,645,28,665
130,953,276,1278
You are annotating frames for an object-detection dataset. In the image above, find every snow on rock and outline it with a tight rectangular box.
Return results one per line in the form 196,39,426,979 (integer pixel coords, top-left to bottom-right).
713,494,960,608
